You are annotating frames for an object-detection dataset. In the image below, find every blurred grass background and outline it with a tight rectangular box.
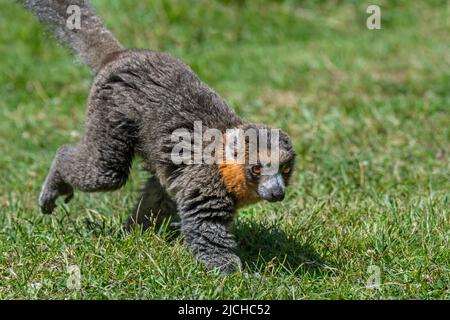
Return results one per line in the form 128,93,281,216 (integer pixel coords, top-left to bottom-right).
0,0,448,299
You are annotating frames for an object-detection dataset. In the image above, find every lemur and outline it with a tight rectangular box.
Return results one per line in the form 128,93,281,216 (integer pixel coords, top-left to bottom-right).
21,0,295,274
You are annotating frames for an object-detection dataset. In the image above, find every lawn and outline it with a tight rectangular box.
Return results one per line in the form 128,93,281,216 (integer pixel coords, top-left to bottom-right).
0,0,448,299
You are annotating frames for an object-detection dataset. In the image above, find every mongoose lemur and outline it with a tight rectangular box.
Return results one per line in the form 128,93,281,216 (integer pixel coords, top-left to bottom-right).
22,0,295,274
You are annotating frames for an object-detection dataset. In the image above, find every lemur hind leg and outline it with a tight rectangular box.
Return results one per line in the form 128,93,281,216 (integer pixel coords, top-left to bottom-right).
127,176,178,232
39,107,136,214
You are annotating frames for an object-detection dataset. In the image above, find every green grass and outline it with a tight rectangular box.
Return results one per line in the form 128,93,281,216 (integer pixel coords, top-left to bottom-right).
0,0,449,299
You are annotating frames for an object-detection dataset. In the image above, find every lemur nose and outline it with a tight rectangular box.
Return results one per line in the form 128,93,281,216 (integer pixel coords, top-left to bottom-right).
271,190,285,201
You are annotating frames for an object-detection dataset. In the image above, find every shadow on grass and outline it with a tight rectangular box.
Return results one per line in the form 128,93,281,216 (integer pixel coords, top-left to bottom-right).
82,213,330,277
235,221,330,277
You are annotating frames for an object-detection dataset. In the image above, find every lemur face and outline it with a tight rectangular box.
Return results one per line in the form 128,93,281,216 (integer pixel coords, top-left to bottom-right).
219,124,295,206
246,131,295,202
248,161,294,202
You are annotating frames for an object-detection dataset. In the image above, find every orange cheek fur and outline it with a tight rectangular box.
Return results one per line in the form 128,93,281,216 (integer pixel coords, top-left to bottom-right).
219,162,259,207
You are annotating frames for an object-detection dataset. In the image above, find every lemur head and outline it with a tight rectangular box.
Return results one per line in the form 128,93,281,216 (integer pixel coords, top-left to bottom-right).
219,124,295,207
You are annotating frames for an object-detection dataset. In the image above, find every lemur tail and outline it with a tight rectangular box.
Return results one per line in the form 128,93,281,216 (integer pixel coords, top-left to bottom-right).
20,0,123,72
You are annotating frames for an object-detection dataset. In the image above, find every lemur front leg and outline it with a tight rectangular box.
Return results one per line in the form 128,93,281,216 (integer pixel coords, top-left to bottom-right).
177,193,241,274
127,176,178,231
39,145,77,214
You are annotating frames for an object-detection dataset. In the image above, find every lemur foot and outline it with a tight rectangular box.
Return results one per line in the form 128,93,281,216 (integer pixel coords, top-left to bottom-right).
39,173,74,214
204,252,242,275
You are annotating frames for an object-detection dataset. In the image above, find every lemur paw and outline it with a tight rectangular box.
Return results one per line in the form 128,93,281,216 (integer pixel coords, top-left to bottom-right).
205,253,242,275
39,189,59,214
39,178,73,214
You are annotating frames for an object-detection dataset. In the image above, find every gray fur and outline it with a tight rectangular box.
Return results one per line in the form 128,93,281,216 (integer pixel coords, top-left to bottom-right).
22,0,295,274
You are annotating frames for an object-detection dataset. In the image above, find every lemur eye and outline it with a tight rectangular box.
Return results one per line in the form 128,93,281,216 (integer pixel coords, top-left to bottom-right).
251,165,262,175
282,167,291,174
